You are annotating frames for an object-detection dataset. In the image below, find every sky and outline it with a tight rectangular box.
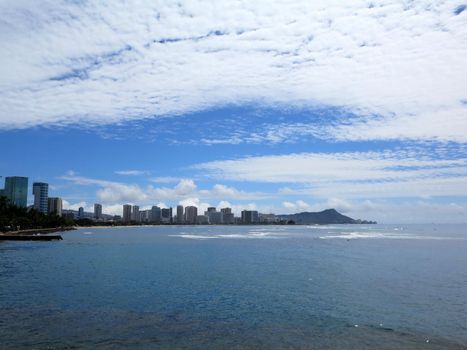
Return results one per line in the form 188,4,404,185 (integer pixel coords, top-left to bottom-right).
1,0,466,223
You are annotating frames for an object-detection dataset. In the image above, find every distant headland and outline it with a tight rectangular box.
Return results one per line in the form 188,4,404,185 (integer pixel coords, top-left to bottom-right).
278,209,377,225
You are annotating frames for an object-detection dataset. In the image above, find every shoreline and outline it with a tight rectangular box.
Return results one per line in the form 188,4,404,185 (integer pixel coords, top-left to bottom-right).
0,227,75,236
75,223,377,229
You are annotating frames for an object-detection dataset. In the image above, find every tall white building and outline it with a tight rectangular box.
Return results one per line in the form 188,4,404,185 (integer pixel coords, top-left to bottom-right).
132,205,140,222
94,203,102,220
32,182,48,214
140,209,151,223
48,197,63,216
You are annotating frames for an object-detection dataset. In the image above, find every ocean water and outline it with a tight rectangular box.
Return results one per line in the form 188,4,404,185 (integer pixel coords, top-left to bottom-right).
1,224,466,349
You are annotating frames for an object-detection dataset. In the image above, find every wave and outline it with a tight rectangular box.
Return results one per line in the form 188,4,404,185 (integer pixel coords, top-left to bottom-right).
319,231,463,240
307,225,380,231
170,231,287,240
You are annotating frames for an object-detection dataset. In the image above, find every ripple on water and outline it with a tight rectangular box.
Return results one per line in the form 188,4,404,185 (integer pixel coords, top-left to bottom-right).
1,306,466,350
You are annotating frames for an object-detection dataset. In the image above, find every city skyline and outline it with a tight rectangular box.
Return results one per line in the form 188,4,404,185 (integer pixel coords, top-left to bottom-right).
1,1,466,224
0,175,282,225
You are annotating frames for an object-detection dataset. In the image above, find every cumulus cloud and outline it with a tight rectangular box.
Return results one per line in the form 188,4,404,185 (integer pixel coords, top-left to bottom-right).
178,197,211,214
62,200,93,213
59,174,265,206
282,200,312,212
1,0,466,143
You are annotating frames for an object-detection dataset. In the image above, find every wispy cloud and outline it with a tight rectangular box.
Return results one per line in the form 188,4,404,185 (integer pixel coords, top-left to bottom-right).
149,176,183,183
1,1,466,143
115,170,149,176
195,148,467,198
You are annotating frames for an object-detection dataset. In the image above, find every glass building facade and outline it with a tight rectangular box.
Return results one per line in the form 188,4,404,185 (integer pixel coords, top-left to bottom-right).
4,176,28,207
33,182,49,214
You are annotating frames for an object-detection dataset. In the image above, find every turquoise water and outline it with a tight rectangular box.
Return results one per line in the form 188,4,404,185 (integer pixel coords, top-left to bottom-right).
1,224,466,349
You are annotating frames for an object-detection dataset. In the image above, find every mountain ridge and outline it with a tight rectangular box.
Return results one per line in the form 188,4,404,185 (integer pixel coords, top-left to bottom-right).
278,208,376,225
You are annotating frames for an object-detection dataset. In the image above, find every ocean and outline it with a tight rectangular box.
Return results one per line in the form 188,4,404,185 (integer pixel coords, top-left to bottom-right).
1,224,466,349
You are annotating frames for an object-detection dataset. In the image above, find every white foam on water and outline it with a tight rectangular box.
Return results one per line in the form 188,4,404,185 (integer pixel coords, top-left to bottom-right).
307,225,381,231
169,234,216,240
307,225,343,230
319,231,463,240
319,231,387,240
170,230,288,240
218,234,256,239
249,227,286,232
82,232,93,235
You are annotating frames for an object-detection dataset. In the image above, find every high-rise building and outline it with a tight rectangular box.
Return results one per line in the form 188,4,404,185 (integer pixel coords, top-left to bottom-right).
205,207,223,224
221,207,234,224
196,215,209,224
140,209,151,223
161,207,173,223
259,213,277,224
150,206,161,222
209,211,223,224
78,206,84,218
3,176,28,207
131,205,140,222
184,206,198,224
176,205,184,224
220,207,232,215
123,204,132,222
94,203,102,220
241,210,259,224
48,197,63,216
32,182,49,214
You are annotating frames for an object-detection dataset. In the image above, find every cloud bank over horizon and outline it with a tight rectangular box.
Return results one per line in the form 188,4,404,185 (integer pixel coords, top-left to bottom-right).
1,0,466,143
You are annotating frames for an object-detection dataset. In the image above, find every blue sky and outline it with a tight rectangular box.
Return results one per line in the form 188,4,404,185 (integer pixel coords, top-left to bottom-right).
1,1,466,223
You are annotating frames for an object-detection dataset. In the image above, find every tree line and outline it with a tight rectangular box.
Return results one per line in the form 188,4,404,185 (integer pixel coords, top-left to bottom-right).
0,196,74,232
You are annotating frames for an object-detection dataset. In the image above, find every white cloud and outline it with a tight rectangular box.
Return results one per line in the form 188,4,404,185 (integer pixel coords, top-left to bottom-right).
62,200,93,213
326,198,352,213
97,183,147,204
280,198,467,223
340,200,467,224
196,150,467,182
99,203,127,216
198,122,325,145
150,176,183,183
282,200,312,212
199,184,268,200
178,197,211,214
196,149,467,198
115,170,149,176
59,174,265,206
0,0,466,143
